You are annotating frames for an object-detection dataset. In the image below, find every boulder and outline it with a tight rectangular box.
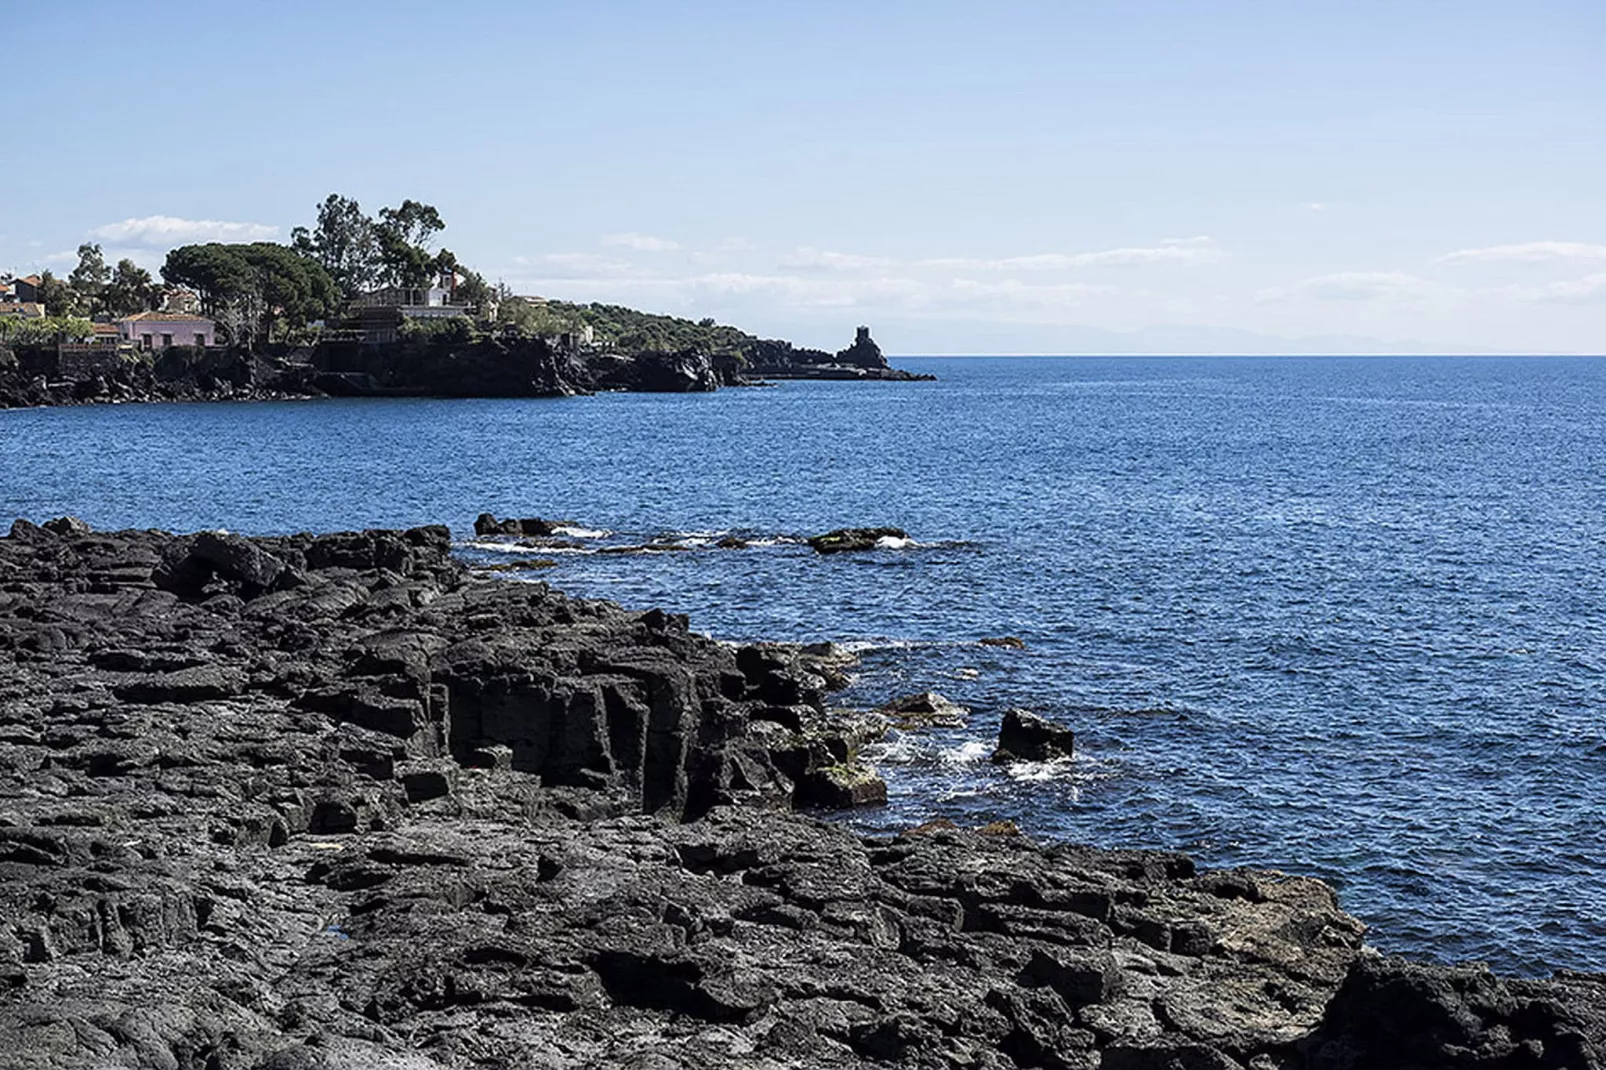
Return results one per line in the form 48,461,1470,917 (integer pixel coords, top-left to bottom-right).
992,708,1075,763
473,513,567,538
795,762,888,809
807,527,909,554
42,516,91,537
881,690,970,729
980,635,1027,649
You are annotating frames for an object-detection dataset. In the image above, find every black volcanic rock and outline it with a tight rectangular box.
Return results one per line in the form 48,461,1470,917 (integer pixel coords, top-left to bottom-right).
744,328,936,382
807,526,909,553
993,708,1075,763
836,325,889,369
590,348,721,392
0,521,1598,1069
472,513,570,538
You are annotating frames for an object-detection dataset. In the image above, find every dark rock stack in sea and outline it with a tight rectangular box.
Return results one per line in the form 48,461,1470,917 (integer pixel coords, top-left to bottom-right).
0,520,1600,1069
836,325,887,369
746,327,936,382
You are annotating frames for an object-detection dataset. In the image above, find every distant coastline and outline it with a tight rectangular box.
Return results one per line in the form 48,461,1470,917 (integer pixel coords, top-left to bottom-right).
0,320,931,410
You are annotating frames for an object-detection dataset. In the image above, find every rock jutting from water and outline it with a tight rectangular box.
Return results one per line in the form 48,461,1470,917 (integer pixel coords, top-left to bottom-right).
993,708,1077,764
0,520,1602,1069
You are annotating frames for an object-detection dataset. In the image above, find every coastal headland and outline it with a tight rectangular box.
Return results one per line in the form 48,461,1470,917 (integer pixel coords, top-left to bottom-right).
2,201,930,410
0,321,930,410
1,520,1601,1068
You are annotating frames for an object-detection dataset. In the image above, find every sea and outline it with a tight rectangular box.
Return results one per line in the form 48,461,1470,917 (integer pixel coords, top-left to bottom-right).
3,355,1603,977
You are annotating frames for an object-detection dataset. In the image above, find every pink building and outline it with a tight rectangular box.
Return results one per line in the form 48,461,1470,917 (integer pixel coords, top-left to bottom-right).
116,311,218,350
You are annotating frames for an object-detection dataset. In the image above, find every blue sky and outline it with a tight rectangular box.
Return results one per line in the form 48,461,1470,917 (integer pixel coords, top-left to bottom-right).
7,1,1603,353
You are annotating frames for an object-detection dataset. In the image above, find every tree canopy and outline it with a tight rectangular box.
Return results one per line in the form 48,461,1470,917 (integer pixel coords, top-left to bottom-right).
68,244,109,315
161,243,339,347
292,194,453,300
291,194,379,302
105,260,156,317
0,314,95,347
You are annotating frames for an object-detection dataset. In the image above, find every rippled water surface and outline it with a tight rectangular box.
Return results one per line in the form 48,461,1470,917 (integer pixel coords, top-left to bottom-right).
4,356,1604,975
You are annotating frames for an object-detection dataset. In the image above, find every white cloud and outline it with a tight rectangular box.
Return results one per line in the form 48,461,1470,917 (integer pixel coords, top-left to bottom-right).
1257,272,1437,303
1506,273,1606,304
512,252,639,278
88,215,280,247
781,237,1225,275
928,238,1224,271
1439,241,1606,264
499,262,1131,321
1306,202,1329,213
601,232,680,252
779,247,899,273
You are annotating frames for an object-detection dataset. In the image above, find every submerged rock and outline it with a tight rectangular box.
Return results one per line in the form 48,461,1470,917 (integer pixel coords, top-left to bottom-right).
881,690,970,729
992,708,1075,763
807,526,909,554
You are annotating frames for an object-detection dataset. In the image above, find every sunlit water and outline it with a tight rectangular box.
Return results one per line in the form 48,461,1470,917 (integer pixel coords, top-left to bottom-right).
4,355,1604,976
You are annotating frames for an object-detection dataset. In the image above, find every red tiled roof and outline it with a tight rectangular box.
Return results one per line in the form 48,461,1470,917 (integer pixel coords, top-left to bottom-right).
117,311,214,324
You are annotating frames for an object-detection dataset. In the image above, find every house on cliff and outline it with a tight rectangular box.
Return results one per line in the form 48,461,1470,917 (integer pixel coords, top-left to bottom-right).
0,302,46,320
116,311,218,350
347,271,471,344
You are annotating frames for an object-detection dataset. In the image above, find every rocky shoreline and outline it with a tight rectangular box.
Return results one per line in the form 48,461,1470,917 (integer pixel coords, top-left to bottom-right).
0,327,931,410
0,520,1601,1069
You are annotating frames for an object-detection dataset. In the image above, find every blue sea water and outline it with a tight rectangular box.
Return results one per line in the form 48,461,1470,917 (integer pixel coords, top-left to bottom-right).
3,355,1604,977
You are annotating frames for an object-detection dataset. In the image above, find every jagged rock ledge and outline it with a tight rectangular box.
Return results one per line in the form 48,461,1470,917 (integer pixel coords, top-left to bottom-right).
0,326,930,409
0,521,1600,1069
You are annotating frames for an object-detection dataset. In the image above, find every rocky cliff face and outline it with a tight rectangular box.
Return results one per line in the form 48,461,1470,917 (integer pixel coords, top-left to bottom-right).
0,522,1600,1069
0,324,935,408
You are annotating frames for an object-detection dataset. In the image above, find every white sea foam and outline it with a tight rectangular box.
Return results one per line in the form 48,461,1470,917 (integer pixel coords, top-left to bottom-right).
862,737,926,764
1004,757,1077,782
875,535,914,550
940,741,993,765
462,540,531,554
551,526,609,539
462,540,594,556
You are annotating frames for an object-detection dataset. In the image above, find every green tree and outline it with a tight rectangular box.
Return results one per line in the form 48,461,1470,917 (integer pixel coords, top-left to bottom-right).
291,193,381,303
0,314,95,347
373,200,446,290
35,271,80,317
105,259,156,317
68,244,110,315
161,243,338,347
453,267,493,312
